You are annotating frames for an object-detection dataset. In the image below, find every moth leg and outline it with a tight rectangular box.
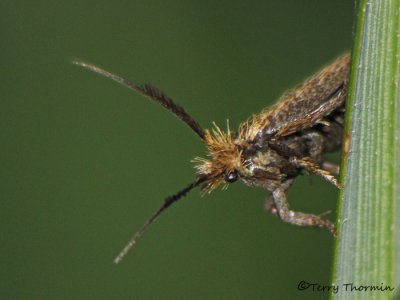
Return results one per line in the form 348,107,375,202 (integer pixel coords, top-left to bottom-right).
264,194,278,215
321,161,340,175
289,156,341,189
272,179,336,236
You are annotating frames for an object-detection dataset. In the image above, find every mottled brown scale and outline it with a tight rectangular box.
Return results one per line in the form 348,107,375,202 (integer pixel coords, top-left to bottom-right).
73,52,351,263
239,53,350,139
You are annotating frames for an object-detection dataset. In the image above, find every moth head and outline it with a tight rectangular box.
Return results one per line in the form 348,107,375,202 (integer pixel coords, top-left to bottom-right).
193,122,248,193
72,59,247,263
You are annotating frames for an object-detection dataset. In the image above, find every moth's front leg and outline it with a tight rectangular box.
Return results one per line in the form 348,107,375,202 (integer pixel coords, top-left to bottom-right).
271,179,336,236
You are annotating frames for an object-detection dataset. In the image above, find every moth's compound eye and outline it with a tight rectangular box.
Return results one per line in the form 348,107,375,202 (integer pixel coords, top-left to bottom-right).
225,171,238,183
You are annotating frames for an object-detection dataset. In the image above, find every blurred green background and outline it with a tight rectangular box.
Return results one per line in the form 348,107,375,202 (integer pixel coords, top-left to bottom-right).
2,1,353,299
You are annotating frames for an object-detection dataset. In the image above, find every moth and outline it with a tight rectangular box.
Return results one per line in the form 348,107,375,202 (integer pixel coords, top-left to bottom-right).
73,52,350,263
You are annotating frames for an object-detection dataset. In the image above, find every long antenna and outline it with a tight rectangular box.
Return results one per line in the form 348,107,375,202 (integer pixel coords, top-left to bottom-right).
72,59,205,139
113,176,207,264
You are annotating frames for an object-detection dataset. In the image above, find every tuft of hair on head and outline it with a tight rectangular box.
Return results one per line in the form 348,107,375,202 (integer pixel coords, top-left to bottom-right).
193,121,244,193
113,175,208,264
72,59,205,140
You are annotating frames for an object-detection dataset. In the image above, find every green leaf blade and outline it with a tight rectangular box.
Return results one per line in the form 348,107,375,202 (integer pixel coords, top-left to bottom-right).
332,0,400,299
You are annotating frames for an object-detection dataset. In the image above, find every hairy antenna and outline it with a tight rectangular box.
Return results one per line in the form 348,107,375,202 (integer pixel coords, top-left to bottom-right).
72,60,205,139
113,176,208,264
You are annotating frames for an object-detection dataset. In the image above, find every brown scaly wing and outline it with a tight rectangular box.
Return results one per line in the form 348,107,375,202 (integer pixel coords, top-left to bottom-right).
240,52,350,140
